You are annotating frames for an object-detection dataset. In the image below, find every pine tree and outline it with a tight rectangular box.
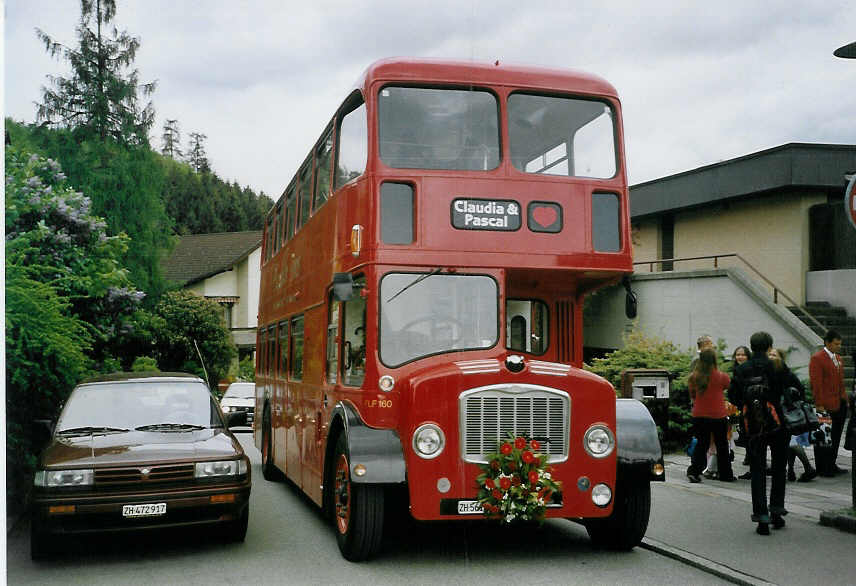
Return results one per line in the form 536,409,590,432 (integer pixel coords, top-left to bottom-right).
186,131,210,173
36,0,156,145
161,119,182,159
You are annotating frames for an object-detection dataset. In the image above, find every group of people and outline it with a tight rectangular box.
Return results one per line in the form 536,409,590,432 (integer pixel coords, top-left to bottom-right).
685,330,852,536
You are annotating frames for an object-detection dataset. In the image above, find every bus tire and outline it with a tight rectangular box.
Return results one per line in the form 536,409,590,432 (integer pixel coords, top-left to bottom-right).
261,407,279,481
333,433,384,561
584,480,650,551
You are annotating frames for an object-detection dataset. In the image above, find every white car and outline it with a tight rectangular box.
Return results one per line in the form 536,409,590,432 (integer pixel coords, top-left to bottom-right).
220,382,255,431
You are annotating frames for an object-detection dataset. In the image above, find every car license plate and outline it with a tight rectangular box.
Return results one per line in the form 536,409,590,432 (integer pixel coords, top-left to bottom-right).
122,503,166,517
456,500,483,515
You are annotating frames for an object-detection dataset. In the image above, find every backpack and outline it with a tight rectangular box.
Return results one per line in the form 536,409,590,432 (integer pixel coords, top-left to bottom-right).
742,373,780,436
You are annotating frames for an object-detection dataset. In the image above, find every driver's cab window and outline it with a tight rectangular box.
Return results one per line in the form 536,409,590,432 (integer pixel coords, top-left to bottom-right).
342,276,366,386
506,300,548,354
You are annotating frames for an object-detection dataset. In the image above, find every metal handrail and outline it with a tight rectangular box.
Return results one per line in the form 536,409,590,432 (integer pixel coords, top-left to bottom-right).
633,253,828,335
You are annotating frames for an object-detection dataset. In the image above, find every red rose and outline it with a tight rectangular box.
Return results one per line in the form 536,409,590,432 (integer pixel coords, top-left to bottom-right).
515,437,527,449
530,439,541,451
508,461,517,471
528,470,539,484
492,489,502,500
500,443,513,455
499,476,512,490
511,474,521,486
491,459,500,470
522,451,535,464
485,478,495,489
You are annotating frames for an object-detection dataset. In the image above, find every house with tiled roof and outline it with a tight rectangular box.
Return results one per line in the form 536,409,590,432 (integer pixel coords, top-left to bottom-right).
163,231,262,351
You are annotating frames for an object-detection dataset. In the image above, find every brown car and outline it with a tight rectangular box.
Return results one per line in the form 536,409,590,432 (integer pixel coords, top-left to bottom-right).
31,372,251,559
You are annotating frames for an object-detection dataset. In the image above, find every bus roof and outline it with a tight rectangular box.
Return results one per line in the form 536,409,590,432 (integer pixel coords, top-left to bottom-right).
357,58,619,99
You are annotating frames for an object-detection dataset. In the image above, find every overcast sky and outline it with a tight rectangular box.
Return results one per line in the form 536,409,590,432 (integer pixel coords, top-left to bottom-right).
4,1,855,199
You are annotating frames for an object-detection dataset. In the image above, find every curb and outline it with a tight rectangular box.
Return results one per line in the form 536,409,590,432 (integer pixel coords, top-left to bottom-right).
819,510,856,534
640,537,776,586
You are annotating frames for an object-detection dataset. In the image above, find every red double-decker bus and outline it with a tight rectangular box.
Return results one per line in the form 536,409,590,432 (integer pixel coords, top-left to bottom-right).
254,58,663,560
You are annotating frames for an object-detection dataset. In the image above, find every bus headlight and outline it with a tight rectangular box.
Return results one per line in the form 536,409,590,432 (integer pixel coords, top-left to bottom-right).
412,423,445,459
583,424,615,458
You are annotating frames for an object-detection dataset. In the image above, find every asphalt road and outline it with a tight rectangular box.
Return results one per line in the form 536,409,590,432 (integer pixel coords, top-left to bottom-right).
7,434,724,586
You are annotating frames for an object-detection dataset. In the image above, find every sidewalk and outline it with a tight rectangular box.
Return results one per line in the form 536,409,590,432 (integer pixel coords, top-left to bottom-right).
663,442,855,532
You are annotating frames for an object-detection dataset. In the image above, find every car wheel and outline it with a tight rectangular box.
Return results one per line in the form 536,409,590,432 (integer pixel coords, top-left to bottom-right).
261,406,279,481
332,433,384,561
224,506,249,543
30,524,54,561
584,480,651,551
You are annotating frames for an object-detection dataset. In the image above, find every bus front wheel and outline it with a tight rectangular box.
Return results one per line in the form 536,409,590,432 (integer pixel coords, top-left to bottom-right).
333,433,384,561
583,480,651,551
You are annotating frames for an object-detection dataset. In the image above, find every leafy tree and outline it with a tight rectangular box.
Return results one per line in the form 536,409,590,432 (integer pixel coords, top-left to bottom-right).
5,145,143,510
131,356,160,371
161,118,182,160
186,131,210,173
36,0,156,146
585,326,695,449
147,290,237,388
6,118,173,294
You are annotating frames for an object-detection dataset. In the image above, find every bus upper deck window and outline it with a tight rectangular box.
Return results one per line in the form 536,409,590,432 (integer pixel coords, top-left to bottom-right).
509,93,616,179
378,87,499,171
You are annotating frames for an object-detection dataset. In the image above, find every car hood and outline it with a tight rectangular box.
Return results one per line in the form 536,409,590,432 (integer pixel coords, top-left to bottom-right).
220,398,254,407
40,428,243,469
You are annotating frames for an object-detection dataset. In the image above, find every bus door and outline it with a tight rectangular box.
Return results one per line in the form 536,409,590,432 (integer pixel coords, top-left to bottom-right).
274,321,289,473
286,315,304,484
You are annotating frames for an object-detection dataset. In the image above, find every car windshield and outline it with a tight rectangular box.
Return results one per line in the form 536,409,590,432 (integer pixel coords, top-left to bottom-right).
56,380,222,433
508,92,616,179
378,86,500,171
380,273,497,367
223,384,255,400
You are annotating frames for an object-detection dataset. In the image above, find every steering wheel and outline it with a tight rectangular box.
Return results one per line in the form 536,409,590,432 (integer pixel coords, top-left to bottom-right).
399,316,465,346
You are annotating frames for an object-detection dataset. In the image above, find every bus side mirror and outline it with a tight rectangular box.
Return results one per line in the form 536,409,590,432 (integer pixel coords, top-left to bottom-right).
333,273,355,301
623,275,637,319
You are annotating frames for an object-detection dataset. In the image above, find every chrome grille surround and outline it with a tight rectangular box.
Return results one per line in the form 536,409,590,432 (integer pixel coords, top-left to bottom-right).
460,384,570,464
94,463,195,487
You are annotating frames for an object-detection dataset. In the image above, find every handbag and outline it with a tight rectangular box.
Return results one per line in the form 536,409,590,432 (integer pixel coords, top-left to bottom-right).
779,387,819,435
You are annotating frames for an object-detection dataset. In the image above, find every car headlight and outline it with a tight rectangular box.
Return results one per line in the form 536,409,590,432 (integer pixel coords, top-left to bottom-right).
194,459,248,478
34,469,94,487
412,423,445,459
583,424,615,458
222,405,234,413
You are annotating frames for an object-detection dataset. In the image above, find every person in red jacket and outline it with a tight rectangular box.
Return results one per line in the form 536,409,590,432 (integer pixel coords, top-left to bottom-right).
809,329,848,475
686,348,735,483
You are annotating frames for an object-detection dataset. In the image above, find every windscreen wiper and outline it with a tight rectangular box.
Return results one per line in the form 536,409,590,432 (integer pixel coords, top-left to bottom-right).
134,423,206,432
56,426,129,436
386,268,442,303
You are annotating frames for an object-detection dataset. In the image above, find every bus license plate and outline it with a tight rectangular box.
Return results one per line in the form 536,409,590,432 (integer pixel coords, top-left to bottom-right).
122,503,166,517
457,500,483,515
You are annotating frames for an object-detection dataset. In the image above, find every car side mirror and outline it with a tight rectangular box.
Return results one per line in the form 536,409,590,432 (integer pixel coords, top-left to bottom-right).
227,411,247,428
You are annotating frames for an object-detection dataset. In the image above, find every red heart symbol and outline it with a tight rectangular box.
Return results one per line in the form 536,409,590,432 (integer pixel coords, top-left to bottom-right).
532,206,558,228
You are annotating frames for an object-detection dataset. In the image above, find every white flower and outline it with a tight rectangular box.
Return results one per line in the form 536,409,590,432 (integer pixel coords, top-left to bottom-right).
543,472,551,480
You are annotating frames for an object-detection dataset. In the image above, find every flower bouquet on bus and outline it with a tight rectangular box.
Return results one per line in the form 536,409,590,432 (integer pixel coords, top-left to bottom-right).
475,434,562,524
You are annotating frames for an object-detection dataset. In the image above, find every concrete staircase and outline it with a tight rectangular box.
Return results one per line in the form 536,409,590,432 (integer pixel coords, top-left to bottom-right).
789,301,855,391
